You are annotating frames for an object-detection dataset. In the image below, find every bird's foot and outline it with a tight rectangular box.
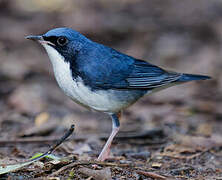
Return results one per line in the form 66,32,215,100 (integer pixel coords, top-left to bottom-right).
97,147,111,161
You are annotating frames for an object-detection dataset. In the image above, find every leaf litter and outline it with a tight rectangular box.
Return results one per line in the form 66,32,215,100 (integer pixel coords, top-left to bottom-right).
0,124,74,176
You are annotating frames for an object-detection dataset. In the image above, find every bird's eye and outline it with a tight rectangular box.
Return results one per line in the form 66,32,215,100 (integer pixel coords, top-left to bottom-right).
57,37,68,46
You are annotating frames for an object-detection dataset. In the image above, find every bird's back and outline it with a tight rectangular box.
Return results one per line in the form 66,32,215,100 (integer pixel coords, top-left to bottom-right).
72,41,208,91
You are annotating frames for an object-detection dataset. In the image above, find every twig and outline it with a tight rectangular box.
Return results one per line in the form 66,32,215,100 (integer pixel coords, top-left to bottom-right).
136,170,166,180
49,161,93,177
32,124,75,161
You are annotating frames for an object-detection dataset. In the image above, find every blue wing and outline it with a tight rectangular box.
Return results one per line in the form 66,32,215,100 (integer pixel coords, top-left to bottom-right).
73,43,206,90
124,60,181,89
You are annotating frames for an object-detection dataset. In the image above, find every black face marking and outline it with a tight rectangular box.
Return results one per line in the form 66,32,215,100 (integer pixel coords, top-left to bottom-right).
42,34,87,85
43,36,68,47
43,36,57,45
57,36,68,46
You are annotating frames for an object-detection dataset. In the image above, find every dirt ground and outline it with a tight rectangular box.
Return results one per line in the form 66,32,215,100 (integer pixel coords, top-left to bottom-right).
0,0,222,179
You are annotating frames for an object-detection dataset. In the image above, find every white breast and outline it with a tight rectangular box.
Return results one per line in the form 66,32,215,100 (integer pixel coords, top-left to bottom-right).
41,44,130,112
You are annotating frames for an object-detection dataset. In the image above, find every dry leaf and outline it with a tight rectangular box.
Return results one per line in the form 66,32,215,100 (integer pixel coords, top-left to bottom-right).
35,112,50,127
152,162,162,168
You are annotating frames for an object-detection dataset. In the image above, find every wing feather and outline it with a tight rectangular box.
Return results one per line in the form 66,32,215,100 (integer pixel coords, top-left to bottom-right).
77,44,182,90
125,60,182,89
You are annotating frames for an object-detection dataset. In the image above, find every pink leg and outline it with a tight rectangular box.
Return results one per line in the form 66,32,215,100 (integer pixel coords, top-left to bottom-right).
97,113,121,161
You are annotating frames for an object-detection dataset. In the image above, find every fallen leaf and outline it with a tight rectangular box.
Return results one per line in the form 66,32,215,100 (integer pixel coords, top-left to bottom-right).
0,124,74,175
31,153,62,164
35,112,50,127
0,153,48,175
152,162,162,168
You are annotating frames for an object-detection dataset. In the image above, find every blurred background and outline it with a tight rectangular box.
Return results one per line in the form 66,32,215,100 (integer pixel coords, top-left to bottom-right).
0,0,221,178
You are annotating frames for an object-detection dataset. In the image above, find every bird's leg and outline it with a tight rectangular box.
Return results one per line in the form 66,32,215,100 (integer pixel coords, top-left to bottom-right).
97,112,121,161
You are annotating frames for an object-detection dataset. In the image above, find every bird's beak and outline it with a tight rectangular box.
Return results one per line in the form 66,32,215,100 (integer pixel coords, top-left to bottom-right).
25,35,55,46
25,35,43,41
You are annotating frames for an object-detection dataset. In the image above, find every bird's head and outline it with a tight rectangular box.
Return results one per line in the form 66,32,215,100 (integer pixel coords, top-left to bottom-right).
26,27,90,63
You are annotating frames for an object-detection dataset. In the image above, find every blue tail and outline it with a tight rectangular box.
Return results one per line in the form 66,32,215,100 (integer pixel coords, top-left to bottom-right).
177,73,211,82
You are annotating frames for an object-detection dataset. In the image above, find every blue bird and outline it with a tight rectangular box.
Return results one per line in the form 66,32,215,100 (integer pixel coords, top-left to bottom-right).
26,27,210,161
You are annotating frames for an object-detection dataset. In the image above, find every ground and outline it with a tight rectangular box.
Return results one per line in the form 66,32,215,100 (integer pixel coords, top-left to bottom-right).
0,0,222,179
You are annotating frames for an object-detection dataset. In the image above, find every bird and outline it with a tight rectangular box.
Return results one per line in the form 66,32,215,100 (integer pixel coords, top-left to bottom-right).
26,27,210,161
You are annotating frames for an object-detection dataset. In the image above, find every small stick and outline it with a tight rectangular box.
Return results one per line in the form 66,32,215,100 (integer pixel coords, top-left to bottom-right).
47,124,75,154
31,124,75,161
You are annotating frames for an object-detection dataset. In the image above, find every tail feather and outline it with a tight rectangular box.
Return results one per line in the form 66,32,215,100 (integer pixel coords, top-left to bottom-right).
177,73,211,82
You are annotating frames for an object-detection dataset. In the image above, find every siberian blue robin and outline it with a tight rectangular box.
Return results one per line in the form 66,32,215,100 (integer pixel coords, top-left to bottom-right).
26,27,210,161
